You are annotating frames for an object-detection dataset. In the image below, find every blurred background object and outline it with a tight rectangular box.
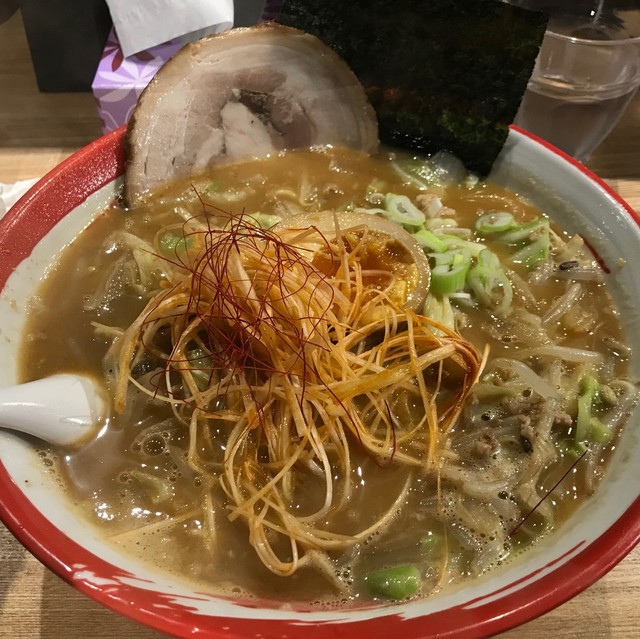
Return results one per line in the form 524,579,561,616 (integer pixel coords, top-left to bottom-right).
12,0,265,93
19,0,111,91
0,0,18,24
509,0,640,161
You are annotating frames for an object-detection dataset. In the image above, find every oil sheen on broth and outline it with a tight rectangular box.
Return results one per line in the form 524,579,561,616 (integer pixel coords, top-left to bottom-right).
19,147,634,606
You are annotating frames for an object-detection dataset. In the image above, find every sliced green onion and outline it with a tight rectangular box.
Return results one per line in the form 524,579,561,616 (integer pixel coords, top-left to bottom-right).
475,211,515,234
413,229,485,258
413,229,447,253
364,565,422,601
426,217,458,231
424,294,455,331
511,223,550,269
384,193,426,227
511,233,549,269
430,250,471,296
498,218,548,245
467,249,513,316
437,235,486,257
476,247,501,270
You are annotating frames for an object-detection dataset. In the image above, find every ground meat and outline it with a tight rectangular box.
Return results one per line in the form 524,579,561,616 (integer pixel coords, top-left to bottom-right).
519,416,536,453
553,411,573,429
323,183,343,197
501,393,542,416
415,193,441,215
474,430,497,458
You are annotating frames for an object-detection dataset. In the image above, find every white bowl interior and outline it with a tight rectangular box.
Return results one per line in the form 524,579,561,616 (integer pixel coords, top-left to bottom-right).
0,130,639,629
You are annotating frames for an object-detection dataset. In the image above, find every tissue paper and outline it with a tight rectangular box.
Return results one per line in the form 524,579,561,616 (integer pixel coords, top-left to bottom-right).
0,179,38,218
105,0,234,58
93,30,184,133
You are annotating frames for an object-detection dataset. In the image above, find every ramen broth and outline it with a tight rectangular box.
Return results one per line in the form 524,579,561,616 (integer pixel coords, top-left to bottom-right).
20,147,633,605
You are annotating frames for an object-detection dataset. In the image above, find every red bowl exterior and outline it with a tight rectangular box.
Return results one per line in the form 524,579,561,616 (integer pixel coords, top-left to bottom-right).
0,126,639,639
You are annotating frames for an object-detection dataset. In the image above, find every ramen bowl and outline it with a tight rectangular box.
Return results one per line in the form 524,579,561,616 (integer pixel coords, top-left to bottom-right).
0,126,639,639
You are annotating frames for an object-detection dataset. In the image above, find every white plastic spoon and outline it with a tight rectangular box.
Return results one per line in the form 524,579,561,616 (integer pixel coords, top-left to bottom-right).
0,374,108,446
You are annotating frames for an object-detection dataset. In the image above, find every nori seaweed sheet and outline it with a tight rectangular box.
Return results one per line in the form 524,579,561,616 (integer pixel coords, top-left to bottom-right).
269,0,548,175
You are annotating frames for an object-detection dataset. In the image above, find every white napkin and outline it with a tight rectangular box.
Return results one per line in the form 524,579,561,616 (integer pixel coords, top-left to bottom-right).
105,0,234,58
0,179,38,218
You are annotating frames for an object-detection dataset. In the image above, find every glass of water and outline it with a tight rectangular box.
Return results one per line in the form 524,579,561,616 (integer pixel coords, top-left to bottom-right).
512,1,640,162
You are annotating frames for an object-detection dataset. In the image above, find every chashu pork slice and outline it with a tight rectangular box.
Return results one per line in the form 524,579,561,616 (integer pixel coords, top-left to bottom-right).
124,23,379,207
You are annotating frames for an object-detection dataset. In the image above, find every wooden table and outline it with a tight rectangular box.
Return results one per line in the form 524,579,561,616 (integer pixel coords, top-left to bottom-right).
1,10,640,639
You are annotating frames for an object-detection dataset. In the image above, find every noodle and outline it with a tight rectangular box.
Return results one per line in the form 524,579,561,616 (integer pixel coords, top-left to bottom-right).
19,146,637,605
111,213,482,575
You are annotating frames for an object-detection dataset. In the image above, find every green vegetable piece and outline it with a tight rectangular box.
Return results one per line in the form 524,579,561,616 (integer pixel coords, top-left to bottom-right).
248,213,282,229
589,417,613,444
576,375,600,443
579,374,599,398
430,250,471,296
424,294,455,331
159,233,179,255
364,565,422,601
420,532,444,556
414,229,447,253
175,237,193,252
558,439,588,460
476,248,501,269
439,235,487,258
475,211,515,234
467,248,513,315
502,218,550,269
206,181,222,195
159,233,194,258
511,233,549,269
414,228,485,258
498,218,548,245
187,348,213,391
384,193,426,227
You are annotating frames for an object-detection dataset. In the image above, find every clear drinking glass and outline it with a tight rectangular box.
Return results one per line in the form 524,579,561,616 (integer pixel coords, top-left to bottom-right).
511,1,640,161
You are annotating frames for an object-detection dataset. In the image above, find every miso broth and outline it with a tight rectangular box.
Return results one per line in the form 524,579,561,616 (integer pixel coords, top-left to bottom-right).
20,147,635,606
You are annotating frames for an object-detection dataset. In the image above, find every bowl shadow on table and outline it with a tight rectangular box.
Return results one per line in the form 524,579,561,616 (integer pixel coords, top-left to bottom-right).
36,564,617,639
38,570,170,639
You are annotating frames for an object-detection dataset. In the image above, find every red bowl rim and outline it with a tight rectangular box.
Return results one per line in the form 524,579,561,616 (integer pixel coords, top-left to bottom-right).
0,125,639,639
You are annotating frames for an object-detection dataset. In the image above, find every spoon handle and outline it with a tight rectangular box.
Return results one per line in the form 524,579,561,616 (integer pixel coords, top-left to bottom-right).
0,374,107,446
